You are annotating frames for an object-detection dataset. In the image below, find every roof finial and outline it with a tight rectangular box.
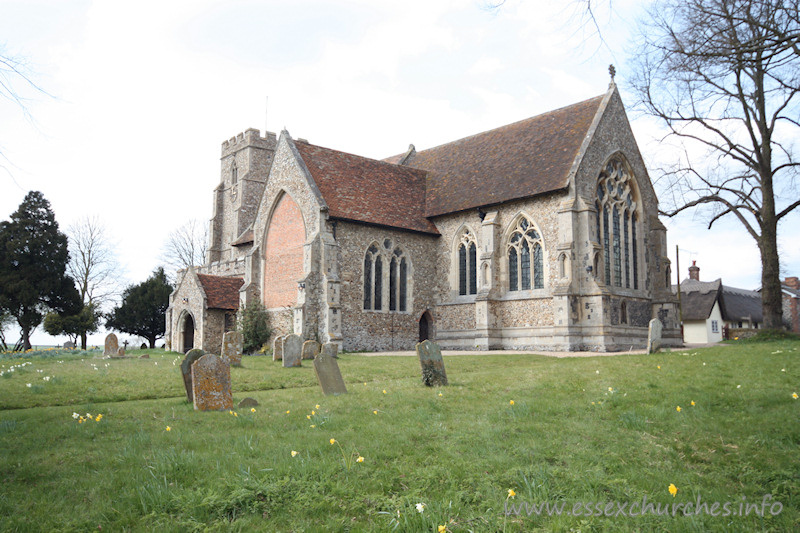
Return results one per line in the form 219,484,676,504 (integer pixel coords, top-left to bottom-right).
608,64,616,85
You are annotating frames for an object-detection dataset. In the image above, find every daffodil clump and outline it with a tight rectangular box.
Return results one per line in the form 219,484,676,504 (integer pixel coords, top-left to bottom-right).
72,412,103,424
328,437,364,471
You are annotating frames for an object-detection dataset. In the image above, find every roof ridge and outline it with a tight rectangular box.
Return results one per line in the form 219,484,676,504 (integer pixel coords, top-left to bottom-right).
297,139,428,175
412,94,605,156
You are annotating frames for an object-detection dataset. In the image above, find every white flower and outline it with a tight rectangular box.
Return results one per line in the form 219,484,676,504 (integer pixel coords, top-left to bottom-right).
737,385,741,389
72,412,80,419
26,383,31,388
416,503,425,513
595,370,600,374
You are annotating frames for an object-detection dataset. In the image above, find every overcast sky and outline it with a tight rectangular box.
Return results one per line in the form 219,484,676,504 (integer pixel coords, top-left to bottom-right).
2,0,798,346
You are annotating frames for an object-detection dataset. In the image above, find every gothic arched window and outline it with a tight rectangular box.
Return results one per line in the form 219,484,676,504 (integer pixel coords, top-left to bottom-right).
507,217,544,291
231,160,238,185
595,158,639,289
456,228,477,295
364,244,380,310
389,248,408,311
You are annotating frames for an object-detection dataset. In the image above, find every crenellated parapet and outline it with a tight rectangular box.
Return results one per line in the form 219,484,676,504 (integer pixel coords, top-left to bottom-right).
221,128,277,158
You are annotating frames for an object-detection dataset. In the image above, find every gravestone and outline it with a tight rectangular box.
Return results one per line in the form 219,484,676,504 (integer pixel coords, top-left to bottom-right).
63,341,75,349
221,331,243,367
139,353,150,359
282,334,303,368
191,354,233,411
140,343,147,350
313,353,347,395
180,348,205,402
103,333,119,356
416,340,448,387
272,335,285,362
238,397,259,408
647,318,663,354
302,340,320,360
116,347,125,358
321,342,339,359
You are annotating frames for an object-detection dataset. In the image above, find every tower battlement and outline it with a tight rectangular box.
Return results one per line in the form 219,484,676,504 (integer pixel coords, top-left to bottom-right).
221,128,277,157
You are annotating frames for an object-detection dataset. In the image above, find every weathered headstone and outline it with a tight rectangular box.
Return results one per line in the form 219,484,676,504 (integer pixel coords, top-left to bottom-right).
321,342,339,359
191,354,233,411
63,341,76,349
647,318,663,354
103,333,119,356
272,335,285,362
180,348,205,402
313,353,347,395
139,353,150,359
282,334,303,368
238,397,259,408
116,347,125,358
302,340,320,360
140,343,147,350
221,331,243,367
416,340,448,386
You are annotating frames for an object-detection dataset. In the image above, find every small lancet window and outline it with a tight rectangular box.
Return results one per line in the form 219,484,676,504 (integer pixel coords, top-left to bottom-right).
231,160,238,185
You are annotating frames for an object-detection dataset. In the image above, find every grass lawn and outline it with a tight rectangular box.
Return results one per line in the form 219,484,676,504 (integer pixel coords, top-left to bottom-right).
1,340,798,532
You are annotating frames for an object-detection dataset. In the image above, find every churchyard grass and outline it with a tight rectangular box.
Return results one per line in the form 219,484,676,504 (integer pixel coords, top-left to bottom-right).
1,341,798,531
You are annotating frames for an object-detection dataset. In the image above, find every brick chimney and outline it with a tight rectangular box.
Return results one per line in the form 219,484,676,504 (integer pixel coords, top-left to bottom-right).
785,276,799,290
689,261,700,281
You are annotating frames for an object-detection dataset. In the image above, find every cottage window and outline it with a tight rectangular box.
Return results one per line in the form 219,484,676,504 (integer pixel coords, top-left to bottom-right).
595,158,639,289
507,216,544,291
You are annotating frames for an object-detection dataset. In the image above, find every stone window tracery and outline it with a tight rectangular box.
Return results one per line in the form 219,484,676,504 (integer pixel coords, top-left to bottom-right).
507,216,544,291
364,243,409,312
595,158,639,290
456,228,477,296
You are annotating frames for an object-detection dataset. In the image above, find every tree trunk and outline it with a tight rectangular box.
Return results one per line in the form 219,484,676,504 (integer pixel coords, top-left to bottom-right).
759,226,784,330
80,331,87,350
21,327,32,351
149,337,156,349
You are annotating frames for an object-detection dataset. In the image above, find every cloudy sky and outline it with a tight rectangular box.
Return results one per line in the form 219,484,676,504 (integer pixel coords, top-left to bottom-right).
2,0,798,346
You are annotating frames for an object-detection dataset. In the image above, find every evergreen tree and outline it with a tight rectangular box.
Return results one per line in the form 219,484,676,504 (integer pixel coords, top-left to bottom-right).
0,191,81,350
105,268,172,348
240,301,272,354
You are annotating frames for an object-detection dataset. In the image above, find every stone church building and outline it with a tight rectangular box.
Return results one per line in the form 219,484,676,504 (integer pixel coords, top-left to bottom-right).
166,83,680,354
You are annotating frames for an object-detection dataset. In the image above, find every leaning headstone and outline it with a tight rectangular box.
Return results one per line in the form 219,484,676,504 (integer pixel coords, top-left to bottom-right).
63,341,76,349
416,340,448,387
103,333,119,356
139,353,150,359
282,334,303,368
647,318,663,354
302,340,320,360
191,354,233,411
221,331,243,367
238,397,259,408
272,335,285,362
321,342,339,359
313,353,347,395
180,348,205,402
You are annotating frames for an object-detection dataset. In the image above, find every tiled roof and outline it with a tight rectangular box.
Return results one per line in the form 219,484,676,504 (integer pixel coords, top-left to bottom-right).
196,274,243,310
294,141,439,235
402,95,605,217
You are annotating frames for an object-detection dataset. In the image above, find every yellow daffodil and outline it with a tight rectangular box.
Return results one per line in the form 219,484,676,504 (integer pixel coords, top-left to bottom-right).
792,392,798,399
307,415,311,419
310,424,316,428
509,400,514,405
691,400,696,406
330,438,336,445
438,392,443,397
78,418,84,424
669,483,677,497
608,387,613,392
233,412,238,417
657,365,661,369
291,450,298,457
438,526,447,533
286,410,290,414
166,426,171,431
311,410,315,415
251,408,256,413
382,389,387,394
356,456,364,463
95,414,102,422
508,489,516,498
315,404,320,409
373,410,378,415
676,406,682,412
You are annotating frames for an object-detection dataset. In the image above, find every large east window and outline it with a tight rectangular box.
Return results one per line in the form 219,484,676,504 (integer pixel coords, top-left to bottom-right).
595,158,639,289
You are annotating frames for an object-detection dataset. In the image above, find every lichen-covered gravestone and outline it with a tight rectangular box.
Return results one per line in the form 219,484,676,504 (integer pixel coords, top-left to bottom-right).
282,334,303,368
272,335,285,362
313,353,347,396
321,342,339,359
191,354,233,411
416,340,448,386
647,318,663,354
302,340,320,360
221,331,243,367
180,348,205,402
103,333,118,356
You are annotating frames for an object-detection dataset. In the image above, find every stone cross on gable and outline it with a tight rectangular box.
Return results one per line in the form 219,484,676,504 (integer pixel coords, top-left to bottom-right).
608,64,616,81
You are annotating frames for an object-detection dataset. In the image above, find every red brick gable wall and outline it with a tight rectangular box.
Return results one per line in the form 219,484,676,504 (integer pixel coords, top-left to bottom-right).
263,193,305,309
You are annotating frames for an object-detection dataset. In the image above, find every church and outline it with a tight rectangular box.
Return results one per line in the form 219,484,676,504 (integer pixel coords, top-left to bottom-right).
166,82,681,354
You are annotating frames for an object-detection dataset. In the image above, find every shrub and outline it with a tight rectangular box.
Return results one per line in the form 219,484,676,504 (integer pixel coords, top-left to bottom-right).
240,302,271,354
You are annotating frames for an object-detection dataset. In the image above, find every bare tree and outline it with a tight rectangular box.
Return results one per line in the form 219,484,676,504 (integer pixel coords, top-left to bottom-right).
631,0,800,329
65,216,121,349
161,219,209,277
